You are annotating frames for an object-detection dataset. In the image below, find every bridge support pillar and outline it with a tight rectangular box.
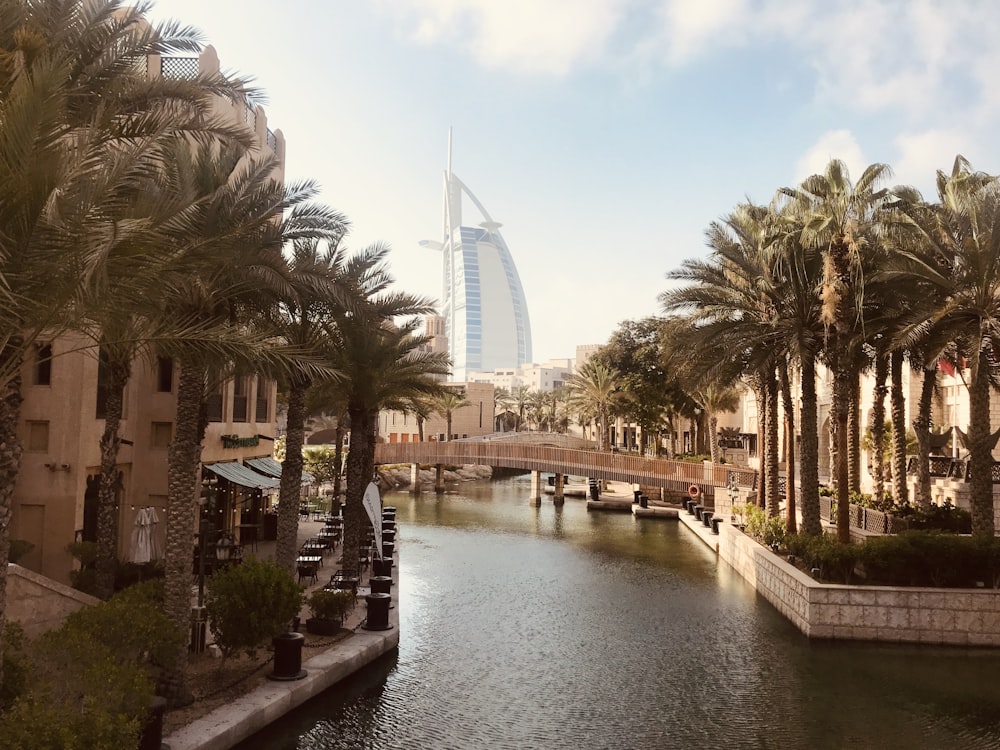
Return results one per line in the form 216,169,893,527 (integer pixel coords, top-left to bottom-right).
553,473,565,505
529,471,542,506
434,464,445,494
410,463,421,494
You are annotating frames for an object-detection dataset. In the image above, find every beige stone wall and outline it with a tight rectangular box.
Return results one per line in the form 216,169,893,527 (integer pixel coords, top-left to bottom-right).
718,522,1000,646
7,564,99,638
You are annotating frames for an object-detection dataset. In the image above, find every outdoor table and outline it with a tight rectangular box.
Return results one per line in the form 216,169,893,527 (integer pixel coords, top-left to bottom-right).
317,531,338,551
300,543,324,556
296,555,322,566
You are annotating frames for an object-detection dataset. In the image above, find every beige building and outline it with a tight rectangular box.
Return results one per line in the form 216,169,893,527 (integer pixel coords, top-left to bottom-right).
379,382,496,443
10,45,286,585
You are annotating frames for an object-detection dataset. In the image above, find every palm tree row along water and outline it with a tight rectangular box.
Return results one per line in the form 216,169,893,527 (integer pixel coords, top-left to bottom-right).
661,156,1000,543
0,0,450,701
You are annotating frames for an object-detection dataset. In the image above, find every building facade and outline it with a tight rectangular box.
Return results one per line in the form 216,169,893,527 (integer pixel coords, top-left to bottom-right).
421,133,532,381
378,382,495,444
10,45,287,584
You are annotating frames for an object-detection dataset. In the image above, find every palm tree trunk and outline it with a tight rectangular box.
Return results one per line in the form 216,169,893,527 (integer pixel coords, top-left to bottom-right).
163,360,207,699
890,349,909,505
799,355,822,535
709,415,719,463
870,353,888,505
966,349,998,537
0,344,25,699
333,410,346,499
753,378,767,508
848,369,862,494
912,364,936,509
779,361,797,534
832,364,851,543
343,405,376,573
765,366,780,518
276,378,309,573
94,358,131,600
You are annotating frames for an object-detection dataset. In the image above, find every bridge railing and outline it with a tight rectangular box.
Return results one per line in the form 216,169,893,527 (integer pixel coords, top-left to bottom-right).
374,442,757,497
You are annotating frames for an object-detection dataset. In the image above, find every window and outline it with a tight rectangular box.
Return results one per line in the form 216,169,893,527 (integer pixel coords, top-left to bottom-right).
206,382,223,422
233,376,248,423
26,421,49,452
255,376,270,422
156,357,173,393
34,344,52,386
151,422,172,448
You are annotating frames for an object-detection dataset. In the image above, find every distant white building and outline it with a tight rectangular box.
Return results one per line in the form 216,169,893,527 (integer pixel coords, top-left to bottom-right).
467,358,574,394
420,131,532,381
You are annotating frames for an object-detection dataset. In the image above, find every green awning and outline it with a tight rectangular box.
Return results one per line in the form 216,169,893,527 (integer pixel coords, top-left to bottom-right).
203,461,280,490
244,456,314,485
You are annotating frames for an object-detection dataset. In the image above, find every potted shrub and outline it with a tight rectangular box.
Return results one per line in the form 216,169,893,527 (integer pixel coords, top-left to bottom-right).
306,589,355,636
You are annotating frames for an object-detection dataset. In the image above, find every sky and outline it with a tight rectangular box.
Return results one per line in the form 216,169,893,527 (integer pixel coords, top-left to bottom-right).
147,0,1000,363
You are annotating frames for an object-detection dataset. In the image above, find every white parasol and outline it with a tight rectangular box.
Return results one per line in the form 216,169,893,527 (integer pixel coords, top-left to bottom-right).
130,506,162,564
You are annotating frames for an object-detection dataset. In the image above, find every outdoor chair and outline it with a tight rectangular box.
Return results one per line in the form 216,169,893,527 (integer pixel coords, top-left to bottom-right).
297,562,319,585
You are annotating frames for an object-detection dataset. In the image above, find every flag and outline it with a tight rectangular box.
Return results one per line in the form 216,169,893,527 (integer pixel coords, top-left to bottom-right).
362,482,383,560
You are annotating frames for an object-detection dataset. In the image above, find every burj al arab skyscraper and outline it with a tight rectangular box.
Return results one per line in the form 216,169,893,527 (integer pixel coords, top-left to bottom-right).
421,131,532,381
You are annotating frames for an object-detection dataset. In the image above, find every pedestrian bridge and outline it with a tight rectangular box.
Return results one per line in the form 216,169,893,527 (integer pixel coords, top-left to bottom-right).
374,435,757,501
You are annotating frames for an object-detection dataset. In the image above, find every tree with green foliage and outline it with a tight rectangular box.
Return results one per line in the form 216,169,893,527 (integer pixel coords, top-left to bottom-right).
432,387,471,441
565,360,620,451
205,557,301,659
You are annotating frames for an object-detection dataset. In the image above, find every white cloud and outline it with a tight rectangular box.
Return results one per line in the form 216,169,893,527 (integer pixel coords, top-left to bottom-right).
657,0,750,63
893,130,971,197
793,130,867,184
380,0,629,76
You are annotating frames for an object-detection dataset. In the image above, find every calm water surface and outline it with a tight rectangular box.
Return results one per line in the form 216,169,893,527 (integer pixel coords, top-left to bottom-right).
238,475,1000,749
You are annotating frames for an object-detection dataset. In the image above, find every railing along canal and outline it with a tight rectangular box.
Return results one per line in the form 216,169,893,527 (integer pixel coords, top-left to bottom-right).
374,442,758,499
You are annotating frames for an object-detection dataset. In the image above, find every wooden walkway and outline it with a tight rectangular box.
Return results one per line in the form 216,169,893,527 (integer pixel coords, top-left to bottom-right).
374,441,757,500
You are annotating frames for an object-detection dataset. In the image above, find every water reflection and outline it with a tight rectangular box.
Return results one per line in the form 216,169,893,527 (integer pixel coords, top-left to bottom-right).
237,475,1000,750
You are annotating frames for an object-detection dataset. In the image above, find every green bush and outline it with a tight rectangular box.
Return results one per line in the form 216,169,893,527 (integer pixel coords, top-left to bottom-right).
65,579,183,674
205,556,302,659
8,539,33,565
307,589,355,621
1,622,29,708
66,541,99,595
0,583,175,749
762,516,786,548
0,629,152,750
744,504,767,541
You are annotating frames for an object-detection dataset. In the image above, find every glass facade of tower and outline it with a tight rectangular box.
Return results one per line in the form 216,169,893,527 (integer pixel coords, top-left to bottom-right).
436,171,532,381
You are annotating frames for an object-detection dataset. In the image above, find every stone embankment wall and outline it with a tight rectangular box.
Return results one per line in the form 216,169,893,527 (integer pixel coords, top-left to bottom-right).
717,524,1000,646
378,464,493,490
7,563,99,637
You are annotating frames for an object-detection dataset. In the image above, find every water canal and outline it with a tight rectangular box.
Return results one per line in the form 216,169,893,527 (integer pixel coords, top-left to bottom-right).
237,475,1000,749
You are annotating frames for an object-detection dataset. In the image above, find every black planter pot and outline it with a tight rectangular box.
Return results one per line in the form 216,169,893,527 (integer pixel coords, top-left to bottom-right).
268,632,307,681
138,697,167,750
361,592,393,631
372,557,394,578
305,617,342,636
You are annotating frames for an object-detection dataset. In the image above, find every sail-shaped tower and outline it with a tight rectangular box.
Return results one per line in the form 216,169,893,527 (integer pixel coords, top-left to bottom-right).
422,132,532,381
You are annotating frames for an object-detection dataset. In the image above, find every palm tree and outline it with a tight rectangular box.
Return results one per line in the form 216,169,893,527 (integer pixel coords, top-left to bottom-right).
662,203,798,520
511,385,531,432
888,156,1000,536
494,387,515,432
781,160,903,541
693,383,740,464
565,360,619,451
0,0,254,677
270,235,399,576
154,140,344,675
325,287,450,577
432,388,471,442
